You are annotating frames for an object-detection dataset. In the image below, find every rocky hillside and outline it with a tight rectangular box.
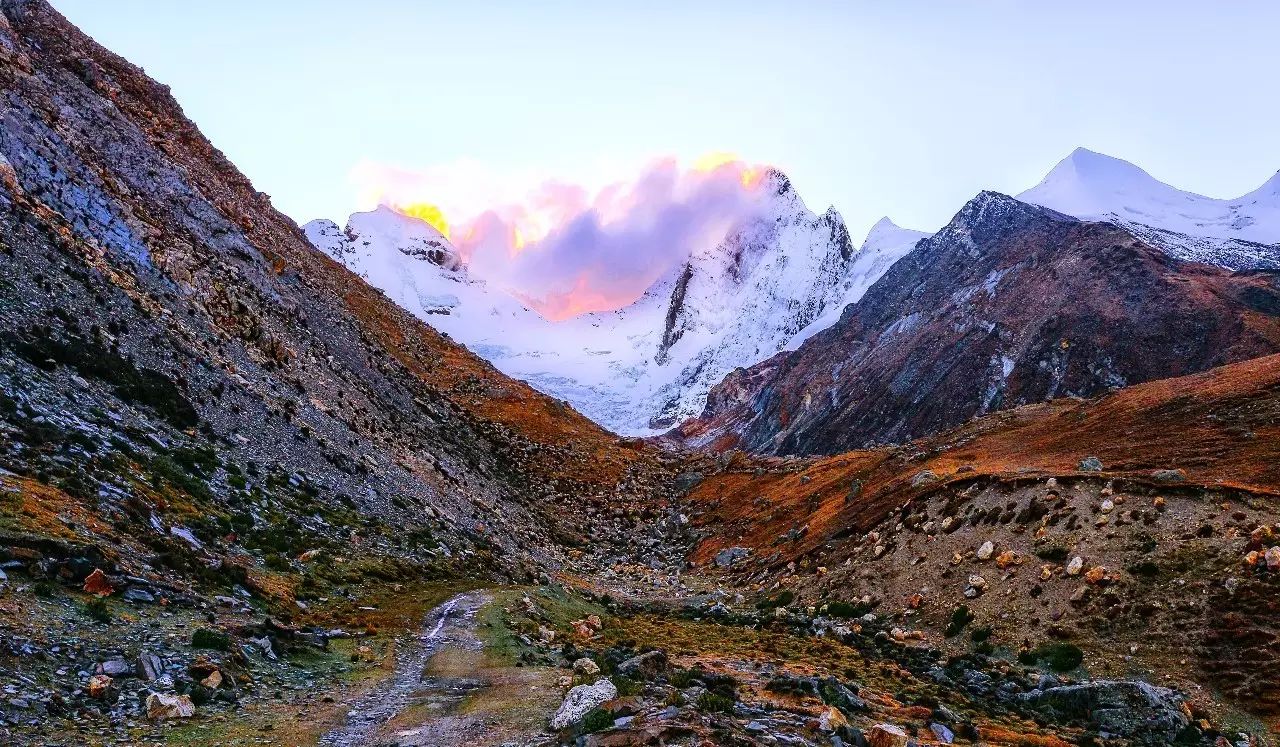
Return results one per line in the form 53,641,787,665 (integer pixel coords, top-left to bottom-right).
675,191,1280,455
0,0,694,733
680,351,1280,733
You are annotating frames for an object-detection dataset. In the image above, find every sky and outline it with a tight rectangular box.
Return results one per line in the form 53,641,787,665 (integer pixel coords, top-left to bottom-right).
53,0,1280,243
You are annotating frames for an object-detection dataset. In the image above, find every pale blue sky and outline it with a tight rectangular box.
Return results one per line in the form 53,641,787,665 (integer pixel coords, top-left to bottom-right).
53,1,1280,240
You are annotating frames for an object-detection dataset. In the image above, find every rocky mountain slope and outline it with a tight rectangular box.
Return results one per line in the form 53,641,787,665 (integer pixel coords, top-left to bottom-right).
0,1,690,740
680,350,1280,734
1019,147,1280,270
675,191,1280,455
306,177,929,434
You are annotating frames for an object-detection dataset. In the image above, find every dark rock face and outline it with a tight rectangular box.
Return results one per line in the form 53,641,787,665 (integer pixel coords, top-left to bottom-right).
675,191,1280,455
1017,680,1190,745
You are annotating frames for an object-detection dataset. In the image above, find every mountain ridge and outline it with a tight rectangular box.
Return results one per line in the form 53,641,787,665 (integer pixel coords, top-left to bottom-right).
673,189,1280,455
304,175,930,434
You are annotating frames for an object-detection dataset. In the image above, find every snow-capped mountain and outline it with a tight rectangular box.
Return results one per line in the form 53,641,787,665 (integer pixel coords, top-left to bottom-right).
1019,147,1280,269
305,171,929,435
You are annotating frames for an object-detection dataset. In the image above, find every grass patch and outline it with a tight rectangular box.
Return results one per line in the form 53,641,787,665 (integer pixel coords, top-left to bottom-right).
945,604,975,637
1019,642,1084,672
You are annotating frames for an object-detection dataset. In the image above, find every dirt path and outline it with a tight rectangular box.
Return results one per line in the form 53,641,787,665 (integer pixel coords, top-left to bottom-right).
319,590,560,747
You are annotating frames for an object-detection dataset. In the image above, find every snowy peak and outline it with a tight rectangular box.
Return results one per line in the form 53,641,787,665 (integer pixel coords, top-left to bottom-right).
303,172,919,436
1243,169,1280,201
861,217,929,254
1018,148,1280,268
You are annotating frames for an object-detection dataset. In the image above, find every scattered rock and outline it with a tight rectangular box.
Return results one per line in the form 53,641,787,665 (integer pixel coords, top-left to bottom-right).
145,692,196,720
867,722,910,747
1066,556,1084,576
617,650,667,680
82,568,113,597
1151,468,1186,483
1018,680,1189,743
715,547,750,568
550,678,618,730
573,658,600,676
86,674,113,699
1078,456,1104,472
976,541,994,560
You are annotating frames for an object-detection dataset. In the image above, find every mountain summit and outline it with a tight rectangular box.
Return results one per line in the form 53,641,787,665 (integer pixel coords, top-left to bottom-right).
675,189,1280,455
306,179,929,434
1019,147,1280,268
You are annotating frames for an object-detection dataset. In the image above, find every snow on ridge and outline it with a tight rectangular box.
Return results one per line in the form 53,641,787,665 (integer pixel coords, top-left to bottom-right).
1018,148,1280,266
305,189,927,435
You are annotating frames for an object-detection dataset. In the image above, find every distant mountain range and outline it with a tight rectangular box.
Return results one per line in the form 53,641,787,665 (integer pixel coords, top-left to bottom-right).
674,190,1280,454
306,170,929,433
307,149,1280,444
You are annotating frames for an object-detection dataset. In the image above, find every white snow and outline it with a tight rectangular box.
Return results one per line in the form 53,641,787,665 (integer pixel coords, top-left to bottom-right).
1019,148,1280,269
305,177,929,435
787,217,928,349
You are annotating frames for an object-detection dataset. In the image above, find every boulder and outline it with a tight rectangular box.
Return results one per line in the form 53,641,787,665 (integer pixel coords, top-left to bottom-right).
867,722,910,747
146,692,196,720
550,678,617,730
122,586,156,604
573,658,601,676
1078,456,1104,472
1017,680,1189,743
138,653,165,681
616,650,667,680
715,547,750,568
818,705,849,732
86,674,113,699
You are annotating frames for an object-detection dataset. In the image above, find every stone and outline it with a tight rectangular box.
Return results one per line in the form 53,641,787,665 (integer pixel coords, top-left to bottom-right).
573,658,600,676
122,586,156,603
995,550,1017,568
550,678,618,730
714,547,750,568
1017,680,1188,743
99,659,132,677
1100,499,1115,514
83,568,113,597
146,692,196,720
201,670,223,689
911,470,938,487
1078,456,1104,472
1266,546,1280,570
86,674,113,699
1084,566,1107,584
139,654,166,680
1151,469,1186,483
976,541,994,560
818,705,849,732
616,650,667,680
867,722,910,747
930,722,956,744
1066,556,1084,576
